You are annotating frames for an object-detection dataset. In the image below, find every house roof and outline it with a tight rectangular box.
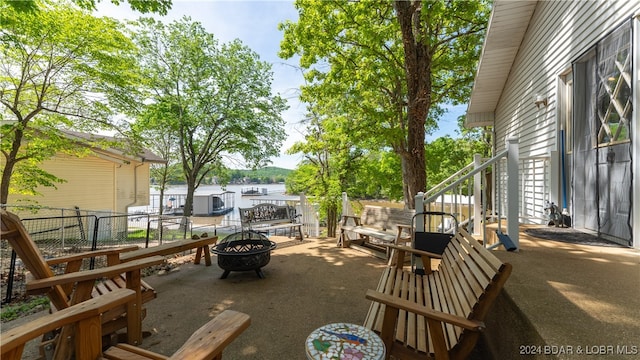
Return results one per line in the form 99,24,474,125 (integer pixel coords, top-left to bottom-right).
61,130,166,164
465,0,538,128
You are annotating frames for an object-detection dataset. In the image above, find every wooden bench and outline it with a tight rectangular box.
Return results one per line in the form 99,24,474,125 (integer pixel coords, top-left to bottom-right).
1,288,251,360
119,235,218,266
339,205,414,257
363,228,512,360
239,203,303,240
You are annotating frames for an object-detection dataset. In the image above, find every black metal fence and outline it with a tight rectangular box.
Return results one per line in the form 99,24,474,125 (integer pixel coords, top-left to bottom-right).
1,205,239,304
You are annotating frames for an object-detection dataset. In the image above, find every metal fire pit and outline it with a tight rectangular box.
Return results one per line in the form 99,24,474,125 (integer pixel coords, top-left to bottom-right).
212,231,277,279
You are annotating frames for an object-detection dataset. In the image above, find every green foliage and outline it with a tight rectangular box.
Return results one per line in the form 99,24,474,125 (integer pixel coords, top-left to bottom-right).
0,296,50,322
131,17,287,216
279,1,410,153
283,109,365,235
350,151,404,201
229,167,291,184
280,0,491,206
0,3,143,203
425,135,486,191
3,0,172,15
127,228,147,240
457,115,492,158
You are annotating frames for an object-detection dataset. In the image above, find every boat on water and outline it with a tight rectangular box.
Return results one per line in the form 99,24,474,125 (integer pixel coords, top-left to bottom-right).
241,187,267,196
154,191,235,217
208,195,234,216
194,191,235,216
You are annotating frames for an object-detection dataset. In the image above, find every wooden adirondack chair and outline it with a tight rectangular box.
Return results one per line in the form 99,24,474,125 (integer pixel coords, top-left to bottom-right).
1,288,251,360
0,210,164,359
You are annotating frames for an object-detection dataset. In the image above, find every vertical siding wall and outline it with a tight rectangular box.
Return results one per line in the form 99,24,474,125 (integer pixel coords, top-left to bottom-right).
11,155,151,213
115,163,151,213
493,0,639,221
35,155,116,210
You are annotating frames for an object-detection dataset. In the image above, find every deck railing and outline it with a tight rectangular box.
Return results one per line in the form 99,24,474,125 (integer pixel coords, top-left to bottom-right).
416,137,521,249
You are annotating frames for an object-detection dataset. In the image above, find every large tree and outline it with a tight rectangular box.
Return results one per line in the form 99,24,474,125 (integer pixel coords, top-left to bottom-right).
131,100,182,215
280,0,489,208
4,0,172,15
132,17,287,217
0,5,142,204
286,107,363,237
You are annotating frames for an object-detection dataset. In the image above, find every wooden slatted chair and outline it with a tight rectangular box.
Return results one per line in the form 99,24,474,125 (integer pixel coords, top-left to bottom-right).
1,288,251,360
364,228,512,360
0,210,163,359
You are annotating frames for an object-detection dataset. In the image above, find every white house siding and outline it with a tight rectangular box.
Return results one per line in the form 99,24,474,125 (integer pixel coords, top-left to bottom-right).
492,1,640,225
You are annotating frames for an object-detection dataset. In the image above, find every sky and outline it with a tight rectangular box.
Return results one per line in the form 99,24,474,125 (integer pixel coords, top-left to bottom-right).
94,0,463,169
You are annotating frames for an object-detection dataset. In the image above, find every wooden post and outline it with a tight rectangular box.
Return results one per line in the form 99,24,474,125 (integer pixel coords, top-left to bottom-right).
506,137,519,249
473,154,482,236
413,192,424,232
548,150,559,216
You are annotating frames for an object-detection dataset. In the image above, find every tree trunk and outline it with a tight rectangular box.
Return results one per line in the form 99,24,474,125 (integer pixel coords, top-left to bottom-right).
394,0,430,209
1,126,24,205
485,170,493,211
184,180,195,217
326,202,337,238
179,176,196,230
0,161,14,205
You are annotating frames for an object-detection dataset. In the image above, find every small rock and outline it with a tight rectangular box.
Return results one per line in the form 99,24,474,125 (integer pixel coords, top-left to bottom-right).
157,270,167,276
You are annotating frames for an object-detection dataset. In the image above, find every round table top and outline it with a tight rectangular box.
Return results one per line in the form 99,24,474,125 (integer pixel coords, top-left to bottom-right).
305,322,385,360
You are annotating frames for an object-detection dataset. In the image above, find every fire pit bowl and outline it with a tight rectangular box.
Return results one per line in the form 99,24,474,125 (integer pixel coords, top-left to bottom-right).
212,231,277,279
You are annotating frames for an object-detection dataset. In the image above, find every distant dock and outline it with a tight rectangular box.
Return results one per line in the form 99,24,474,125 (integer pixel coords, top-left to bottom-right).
241,187,268,196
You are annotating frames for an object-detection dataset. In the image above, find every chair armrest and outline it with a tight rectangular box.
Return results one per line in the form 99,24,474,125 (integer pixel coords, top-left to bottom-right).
46,246,139,266
383,243,441,269
168,310,251,359
340,215,360,226
365,290,484,331
1,289,136,357
26,256,164,294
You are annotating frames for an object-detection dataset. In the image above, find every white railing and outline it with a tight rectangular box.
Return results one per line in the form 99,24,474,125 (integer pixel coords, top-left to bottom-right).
299,193,320,237
416,137,520,249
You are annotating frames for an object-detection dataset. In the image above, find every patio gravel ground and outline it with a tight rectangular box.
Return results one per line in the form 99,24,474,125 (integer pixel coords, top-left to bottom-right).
4,227,638,359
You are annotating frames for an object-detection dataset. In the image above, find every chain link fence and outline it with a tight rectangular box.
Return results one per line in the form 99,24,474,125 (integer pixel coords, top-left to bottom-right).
1,205,240,304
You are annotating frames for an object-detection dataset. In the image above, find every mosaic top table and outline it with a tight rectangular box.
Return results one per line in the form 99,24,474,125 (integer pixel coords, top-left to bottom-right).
305,322,385,360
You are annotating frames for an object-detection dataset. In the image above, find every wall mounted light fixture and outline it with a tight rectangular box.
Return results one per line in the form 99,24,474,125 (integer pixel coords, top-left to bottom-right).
534,94,548,109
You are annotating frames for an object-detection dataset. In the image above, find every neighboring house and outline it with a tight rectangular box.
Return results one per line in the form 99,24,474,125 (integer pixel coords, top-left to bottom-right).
9,130,165,214
466,0,639,248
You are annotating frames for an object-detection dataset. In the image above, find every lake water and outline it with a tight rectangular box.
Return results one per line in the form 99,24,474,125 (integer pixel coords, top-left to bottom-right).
130,183,288,222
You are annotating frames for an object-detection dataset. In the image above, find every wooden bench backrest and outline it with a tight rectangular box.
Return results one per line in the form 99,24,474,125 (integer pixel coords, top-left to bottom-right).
0,210,70,310
239,203,293,225
435,229,511,350
360,205,414,229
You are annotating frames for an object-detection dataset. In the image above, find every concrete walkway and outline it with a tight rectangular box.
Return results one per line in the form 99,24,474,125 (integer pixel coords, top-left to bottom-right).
489,226,640,360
